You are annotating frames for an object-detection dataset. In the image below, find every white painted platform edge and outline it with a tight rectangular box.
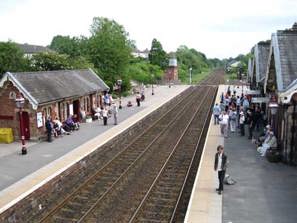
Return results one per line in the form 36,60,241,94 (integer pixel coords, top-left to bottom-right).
184,115,213,223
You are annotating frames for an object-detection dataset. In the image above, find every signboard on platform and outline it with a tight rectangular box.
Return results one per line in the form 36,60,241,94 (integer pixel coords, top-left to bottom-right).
69,104,74,116
246,90,261,95
251,97,269,103
36,112,43,128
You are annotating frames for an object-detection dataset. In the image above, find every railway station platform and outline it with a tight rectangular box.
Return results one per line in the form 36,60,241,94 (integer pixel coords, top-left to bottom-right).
0,85,189,215
185,85,297,223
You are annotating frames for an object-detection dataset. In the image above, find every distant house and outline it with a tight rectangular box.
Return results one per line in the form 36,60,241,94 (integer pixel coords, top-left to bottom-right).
132,48,149,59
0,69,109,141
17,43,53,58
264,23,297,164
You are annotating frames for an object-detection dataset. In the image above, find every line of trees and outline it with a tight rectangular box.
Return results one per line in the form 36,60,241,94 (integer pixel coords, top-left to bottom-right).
0,17,225,90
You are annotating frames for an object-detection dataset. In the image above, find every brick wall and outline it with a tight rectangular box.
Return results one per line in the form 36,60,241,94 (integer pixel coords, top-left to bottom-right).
164,66,178,81
0,81,36,140
0,87,191,223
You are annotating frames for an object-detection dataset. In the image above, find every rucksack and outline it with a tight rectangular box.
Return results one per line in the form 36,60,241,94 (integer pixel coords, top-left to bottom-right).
224,174,237,185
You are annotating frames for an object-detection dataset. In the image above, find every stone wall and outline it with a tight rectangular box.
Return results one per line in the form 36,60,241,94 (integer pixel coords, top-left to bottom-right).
0,87,191,223
0,81,103,141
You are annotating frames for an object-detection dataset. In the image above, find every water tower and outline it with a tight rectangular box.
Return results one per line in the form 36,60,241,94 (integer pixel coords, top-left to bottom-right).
165,56,178,83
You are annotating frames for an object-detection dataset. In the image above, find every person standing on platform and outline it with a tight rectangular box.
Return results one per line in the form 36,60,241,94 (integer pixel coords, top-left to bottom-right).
213,103,221,125
219,111,229,138
111,102,118,125
45,117,53,142
239,110,245,136
136,92,141,106
102,107,108,126
214,145,228,195
229,107,237,132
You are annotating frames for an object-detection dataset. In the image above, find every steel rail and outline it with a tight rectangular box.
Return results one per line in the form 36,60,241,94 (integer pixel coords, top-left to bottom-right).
128,87,213,223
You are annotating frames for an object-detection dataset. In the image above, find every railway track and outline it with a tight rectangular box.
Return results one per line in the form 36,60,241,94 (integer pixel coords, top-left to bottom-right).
128,87,216,223
37,82,218,222
39,86,207,222
199,69,225,85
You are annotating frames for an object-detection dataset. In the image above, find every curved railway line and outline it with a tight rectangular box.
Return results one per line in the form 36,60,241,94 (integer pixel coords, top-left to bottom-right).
38,70,224,223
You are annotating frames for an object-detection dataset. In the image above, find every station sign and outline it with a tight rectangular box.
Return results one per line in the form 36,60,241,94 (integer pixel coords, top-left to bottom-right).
246,90,261,95
251,97,269,103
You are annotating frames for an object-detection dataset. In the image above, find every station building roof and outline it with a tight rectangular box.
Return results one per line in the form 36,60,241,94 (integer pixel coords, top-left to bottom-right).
0,68,109,109
254,40,270,84
265,23,297,93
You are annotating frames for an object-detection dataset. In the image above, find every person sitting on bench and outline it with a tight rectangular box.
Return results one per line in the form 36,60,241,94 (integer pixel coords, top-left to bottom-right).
257,130,277,157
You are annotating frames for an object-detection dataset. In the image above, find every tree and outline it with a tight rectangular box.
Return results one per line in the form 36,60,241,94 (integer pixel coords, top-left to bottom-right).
176,45,209,73
30,52,93,71
0,41,30,77
49,35,88,57
126,60,163,85
148,39,168,70
88,17,132,91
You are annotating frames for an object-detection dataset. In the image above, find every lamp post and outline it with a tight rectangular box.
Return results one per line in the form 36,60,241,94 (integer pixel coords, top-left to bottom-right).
189,67,192,85
117,79,122,109
151,73,154,95
15,97,27,155
269,101,278,134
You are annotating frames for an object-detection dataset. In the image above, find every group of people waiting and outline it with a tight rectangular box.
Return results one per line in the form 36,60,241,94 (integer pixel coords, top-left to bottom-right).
45,115,80,142
213,86,277,157
44,89,147,142
93,102,118,126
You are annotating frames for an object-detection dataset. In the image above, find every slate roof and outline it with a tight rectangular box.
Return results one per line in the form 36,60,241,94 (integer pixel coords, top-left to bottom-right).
268,23,297,91
0,69,109,108
17,43,53,54
247,57,254,81
254,40,270,83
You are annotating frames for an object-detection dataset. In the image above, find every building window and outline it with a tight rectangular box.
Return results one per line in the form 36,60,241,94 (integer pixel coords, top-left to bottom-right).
64,103,68,119
43,106,52,119
87,97,90,112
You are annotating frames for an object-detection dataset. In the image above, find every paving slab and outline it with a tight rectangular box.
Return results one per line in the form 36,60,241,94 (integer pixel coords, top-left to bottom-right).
223,130,297,223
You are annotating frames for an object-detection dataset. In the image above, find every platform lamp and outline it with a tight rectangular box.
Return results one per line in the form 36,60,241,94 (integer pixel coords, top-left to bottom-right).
117,79,122,109
189,67,192,85
15,96,27,155
151,73,155,95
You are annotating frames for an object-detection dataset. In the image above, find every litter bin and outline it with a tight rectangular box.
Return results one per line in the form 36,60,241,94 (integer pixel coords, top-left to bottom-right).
0,128,14,143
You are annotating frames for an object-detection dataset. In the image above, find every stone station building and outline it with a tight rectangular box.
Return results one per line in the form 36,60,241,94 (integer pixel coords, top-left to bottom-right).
0,68,109,141
248,23,297,164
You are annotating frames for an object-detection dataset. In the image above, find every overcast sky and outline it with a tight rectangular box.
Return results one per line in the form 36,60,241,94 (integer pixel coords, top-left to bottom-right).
0,0,296,59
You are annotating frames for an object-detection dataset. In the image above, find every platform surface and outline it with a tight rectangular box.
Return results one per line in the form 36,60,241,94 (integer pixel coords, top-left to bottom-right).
0,85,189,214
185,84,297,223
